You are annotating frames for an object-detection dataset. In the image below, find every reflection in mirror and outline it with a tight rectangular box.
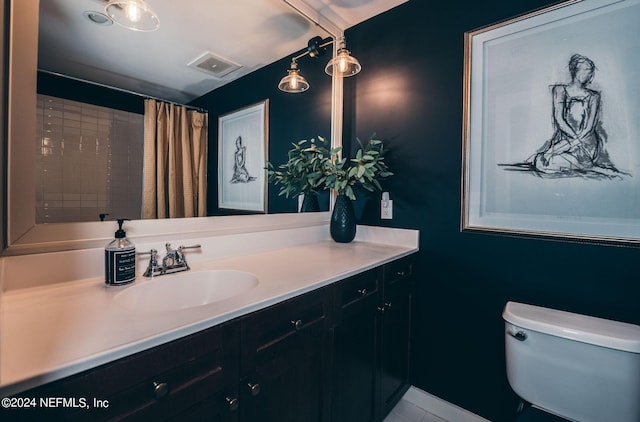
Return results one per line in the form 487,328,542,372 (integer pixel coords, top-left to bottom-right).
4,0,337,255
35,93,145,224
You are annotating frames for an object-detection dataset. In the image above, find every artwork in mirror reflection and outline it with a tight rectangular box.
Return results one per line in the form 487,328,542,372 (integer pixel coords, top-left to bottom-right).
218,100,269,212
35,95,143,223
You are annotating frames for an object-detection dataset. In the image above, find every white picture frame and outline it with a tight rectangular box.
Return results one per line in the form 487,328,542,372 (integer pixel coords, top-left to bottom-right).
462,0,640,245
218,100,269,212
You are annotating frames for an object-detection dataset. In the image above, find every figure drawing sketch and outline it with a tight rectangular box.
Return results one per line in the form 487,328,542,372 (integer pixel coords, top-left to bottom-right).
500,54,630,180
230,136,256,183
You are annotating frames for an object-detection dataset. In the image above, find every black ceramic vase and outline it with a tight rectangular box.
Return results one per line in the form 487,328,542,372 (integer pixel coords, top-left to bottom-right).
300,192,320,212
330,194,356,243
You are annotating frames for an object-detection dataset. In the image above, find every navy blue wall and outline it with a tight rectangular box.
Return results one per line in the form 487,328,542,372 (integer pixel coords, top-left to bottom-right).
38,71,143,114
191,52,333,215
345,1,639,421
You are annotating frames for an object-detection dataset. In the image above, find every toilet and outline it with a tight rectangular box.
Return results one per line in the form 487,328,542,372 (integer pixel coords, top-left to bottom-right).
503,301,640,422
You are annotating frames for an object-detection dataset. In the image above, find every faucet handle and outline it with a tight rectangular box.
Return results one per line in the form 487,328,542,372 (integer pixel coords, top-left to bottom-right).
178,244,201,251
138,249,162,277
137,248,158,258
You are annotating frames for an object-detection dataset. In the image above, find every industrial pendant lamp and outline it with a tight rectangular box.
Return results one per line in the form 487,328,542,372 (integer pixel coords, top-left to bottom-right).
278,60,310,93
325,37,361,77
105,0,160,32
277,36,361,93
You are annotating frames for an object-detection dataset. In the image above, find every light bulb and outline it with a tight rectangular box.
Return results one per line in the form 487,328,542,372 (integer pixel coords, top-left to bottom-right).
339,56,348,74
290,75,298,89
126,3,142,22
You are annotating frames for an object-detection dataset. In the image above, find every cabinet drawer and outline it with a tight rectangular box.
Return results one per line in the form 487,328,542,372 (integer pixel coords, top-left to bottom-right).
335,268,380,310
241,287,329,368
20,321,238,421
384,256,413,286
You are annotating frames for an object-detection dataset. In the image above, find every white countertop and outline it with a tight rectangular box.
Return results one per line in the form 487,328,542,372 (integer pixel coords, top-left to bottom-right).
0,237,417,396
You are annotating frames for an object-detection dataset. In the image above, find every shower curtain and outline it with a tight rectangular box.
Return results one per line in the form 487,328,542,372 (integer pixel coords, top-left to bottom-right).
142,99,208,219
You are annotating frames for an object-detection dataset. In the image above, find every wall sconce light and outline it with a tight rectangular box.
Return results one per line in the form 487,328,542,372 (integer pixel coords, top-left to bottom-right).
278,60,310,93
325,36,361,77
278,36,361,93
105,0,160,32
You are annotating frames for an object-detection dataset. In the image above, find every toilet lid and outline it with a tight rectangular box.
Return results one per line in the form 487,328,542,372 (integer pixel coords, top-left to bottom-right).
503,301,640,353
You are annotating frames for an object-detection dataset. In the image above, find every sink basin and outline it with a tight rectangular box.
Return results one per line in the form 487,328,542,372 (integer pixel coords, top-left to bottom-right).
113,270,259,312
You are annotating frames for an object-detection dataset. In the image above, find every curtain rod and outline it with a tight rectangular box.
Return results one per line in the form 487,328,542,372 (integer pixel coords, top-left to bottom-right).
37,69,207,113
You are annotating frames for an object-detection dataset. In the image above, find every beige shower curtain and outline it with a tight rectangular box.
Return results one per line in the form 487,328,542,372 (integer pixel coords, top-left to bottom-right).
142,99,207,219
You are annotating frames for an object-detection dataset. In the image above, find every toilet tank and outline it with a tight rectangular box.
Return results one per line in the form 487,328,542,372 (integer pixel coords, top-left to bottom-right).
503,301,640,422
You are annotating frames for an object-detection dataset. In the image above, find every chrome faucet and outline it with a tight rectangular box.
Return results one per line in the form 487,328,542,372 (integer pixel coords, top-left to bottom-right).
140,243,201,277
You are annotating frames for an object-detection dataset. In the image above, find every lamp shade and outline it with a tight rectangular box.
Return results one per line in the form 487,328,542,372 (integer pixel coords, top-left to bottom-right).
278,63,310,93
325,48,361,77
105,0,160,32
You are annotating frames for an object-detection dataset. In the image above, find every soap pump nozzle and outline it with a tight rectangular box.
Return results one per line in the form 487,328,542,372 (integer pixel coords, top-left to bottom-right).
115,218,131,239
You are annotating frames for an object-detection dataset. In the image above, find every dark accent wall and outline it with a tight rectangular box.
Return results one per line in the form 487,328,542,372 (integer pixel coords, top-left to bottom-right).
37,71,144,114
191,52,333,215
344,1,640,421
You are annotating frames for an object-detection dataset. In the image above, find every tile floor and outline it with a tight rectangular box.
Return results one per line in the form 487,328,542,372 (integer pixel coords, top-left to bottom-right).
383,398,448,422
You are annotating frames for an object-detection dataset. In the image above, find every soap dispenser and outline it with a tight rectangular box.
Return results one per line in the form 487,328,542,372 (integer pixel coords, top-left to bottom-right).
105,218,136,286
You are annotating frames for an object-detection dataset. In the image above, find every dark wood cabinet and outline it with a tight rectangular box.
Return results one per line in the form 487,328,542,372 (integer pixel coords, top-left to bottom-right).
7,255,414,422
239,287,331,422
329,258,414,422
330,268,382,422
9,321,240,422
380,257,414,416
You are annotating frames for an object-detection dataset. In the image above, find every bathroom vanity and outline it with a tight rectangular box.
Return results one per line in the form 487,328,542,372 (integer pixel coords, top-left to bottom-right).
0,223,418,422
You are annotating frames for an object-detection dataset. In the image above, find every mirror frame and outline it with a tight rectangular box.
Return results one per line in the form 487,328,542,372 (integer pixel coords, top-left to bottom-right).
3,0,343,256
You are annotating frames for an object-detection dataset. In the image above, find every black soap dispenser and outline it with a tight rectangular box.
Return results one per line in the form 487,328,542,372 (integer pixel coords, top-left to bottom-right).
105,219,136,286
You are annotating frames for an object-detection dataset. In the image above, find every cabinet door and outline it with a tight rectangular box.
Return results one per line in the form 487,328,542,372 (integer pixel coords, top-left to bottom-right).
9,321,240,422
240,287,330,422
380,258,414,417
330,268,381,422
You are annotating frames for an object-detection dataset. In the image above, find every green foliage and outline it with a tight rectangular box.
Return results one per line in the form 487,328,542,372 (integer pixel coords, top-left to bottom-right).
266,137,331,198
267,134,394,201
323,134,393,201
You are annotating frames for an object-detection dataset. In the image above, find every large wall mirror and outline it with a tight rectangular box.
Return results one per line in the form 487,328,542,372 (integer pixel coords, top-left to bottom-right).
4,0,345,255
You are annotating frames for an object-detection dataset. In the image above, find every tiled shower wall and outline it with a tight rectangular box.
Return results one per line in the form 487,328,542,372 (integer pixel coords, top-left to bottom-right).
35,95,143,223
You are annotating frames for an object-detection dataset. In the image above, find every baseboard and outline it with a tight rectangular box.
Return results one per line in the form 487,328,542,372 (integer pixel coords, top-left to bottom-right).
403,386,491,422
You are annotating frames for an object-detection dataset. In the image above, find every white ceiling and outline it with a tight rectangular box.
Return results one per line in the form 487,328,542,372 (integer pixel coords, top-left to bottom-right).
38,0,407,104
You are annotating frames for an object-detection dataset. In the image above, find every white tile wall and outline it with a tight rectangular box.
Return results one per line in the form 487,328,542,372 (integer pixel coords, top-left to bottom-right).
35,95,143,223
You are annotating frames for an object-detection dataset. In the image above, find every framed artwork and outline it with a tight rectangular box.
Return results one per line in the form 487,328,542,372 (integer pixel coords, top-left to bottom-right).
218,100,269,212
462,0,640,244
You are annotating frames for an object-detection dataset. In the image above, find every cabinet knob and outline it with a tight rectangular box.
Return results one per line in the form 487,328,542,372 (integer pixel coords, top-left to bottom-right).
291,319,303,330
385,302,392,310
247,382,261,396
357,288,367,296
225,396,239,412
396,270,405,277
152,381,169,400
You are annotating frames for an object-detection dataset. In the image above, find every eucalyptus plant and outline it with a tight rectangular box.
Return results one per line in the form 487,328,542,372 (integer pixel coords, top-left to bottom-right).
324,134,393,200
266,137,331,198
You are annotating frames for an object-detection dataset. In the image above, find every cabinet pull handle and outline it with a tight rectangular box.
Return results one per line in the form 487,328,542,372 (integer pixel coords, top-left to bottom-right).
377,302,392,314
291,319,303,330
396,270,405,277
225,396,239,412
247,382,261,397
357,288,367,296
152,381,169,400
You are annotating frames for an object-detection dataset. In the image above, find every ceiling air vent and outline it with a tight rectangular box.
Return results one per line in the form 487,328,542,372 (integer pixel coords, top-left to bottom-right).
187,52,242,78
